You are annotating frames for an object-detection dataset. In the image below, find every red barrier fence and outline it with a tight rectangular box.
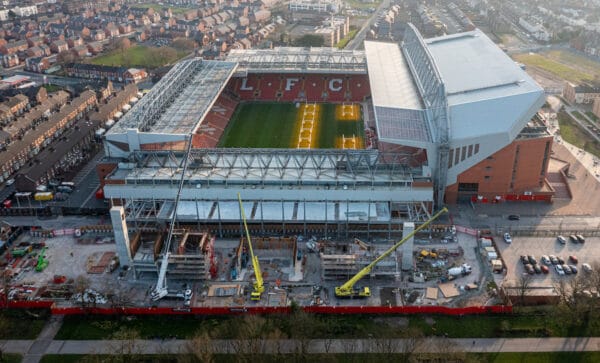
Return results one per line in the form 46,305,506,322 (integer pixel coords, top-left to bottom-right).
3,300,512,316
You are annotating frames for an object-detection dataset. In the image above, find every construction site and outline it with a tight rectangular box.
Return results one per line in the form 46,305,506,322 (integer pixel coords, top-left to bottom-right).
0,202,500,312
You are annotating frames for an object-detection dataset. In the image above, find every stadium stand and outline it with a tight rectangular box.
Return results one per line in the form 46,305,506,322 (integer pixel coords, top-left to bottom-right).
194,93,239,148
227,74,371,103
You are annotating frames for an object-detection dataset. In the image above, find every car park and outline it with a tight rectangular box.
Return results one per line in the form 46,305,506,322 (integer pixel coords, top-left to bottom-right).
508,214,520,221
541,255,551,265
555,264,565,275
582,263,593,273
569,255,578,264
576,235,585,244
504,233,512,244
556,235,566,244
562,264,572,275
569,265,578,274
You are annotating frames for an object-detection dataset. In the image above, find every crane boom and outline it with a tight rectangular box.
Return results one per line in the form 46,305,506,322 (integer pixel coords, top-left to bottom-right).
238,193,264,300
335,207,448,298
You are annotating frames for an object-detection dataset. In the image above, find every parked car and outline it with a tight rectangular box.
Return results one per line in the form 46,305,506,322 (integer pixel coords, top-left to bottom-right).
569,255,578,264
556,235,566,244
555,264,565,275
541,255,551,265
550,255,559,265
504,233,512,244
540,265,549,274
582,263,593,273
562,264,572,275
576,235,585,243
525,264,535,275
569,265,578,274
5,178,14,186
508,214,520,221
533,264,542,274
528,255,537,265
557,256,565,265
570,235,579,243
521,255,529,265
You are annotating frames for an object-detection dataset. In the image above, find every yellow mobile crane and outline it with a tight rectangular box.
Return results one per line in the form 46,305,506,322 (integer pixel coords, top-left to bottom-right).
335,207,448,298
238,193,265,301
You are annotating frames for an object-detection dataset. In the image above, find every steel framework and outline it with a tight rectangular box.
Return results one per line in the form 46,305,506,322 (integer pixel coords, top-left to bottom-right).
227,47,367,75
110,59,236,134
123,148,420,187
402,24,450,208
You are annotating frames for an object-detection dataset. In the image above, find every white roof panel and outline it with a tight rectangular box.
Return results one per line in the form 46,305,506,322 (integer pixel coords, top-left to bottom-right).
364,41,423,110
424,30,542,106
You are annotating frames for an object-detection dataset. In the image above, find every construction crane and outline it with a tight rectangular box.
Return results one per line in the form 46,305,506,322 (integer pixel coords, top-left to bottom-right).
150,134,195,301
237,193,264,301
335,207,448,298
35,247,48,272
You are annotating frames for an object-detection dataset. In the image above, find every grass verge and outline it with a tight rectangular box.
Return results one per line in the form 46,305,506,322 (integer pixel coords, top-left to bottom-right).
0,309,49,339
557,110,600,158
131,3,190,15
337,29,359,49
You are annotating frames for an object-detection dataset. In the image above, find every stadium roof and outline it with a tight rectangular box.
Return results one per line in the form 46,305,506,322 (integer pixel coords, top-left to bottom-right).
364,41,422,110
424,30,541,106
226,47,367,75
109,59,236,135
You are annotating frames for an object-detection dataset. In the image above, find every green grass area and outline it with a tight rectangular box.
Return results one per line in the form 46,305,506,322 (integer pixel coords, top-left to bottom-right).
513,53,595,83
218,103,364,149
558,110,600,158
571,110,586,121
543,50,600,77
131,3,190,15
89,45,188,69
344,0,383,9
43,84,63,92
586,111,599,122
0,309,49,339
337,29,359,49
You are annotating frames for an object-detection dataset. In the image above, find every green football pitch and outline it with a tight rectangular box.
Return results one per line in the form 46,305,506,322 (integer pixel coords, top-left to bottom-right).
218,103,364,149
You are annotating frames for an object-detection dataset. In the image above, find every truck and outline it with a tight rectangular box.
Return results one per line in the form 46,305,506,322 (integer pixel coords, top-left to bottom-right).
34,192,53,201
448,263,472,277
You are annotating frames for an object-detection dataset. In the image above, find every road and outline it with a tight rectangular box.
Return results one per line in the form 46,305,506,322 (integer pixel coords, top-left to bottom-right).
345,0,391,50
564,105,600,144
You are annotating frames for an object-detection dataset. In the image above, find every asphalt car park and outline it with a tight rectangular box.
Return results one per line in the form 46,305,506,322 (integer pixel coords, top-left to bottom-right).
496,235,599,287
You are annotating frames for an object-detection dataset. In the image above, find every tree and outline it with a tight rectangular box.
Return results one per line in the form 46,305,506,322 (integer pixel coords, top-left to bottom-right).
109,327,143,362
186,331,214,363
515,273,533,306
293,34,325,47
57,50,76,64
74,275,91,307
116,38,131,53
171,37,197,51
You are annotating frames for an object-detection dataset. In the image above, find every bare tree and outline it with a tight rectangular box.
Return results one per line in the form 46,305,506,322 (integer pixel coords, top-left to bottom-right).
186,331,214,363
73,274,91,307
109,327,143,362
516,274,533,306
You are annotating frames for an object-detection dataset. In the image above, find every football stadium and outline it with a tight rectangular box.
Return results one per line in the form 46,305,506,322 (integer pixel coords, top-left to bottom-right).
100,25,551,279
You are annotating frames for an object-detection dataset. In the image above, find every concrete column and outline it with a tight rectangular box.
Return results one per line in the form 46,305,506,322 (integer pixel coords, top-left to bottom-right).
401,222,415,271
110,206,132,268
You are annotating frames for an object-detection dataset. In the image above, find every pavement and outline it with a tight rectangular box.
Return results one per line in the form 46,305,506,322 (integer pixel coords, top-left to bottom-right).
3,337,600,356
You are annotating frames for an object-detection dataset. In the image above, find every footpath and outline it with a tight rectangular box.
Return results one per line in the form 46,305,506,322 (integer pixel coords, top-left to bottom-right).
3,336,600,358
